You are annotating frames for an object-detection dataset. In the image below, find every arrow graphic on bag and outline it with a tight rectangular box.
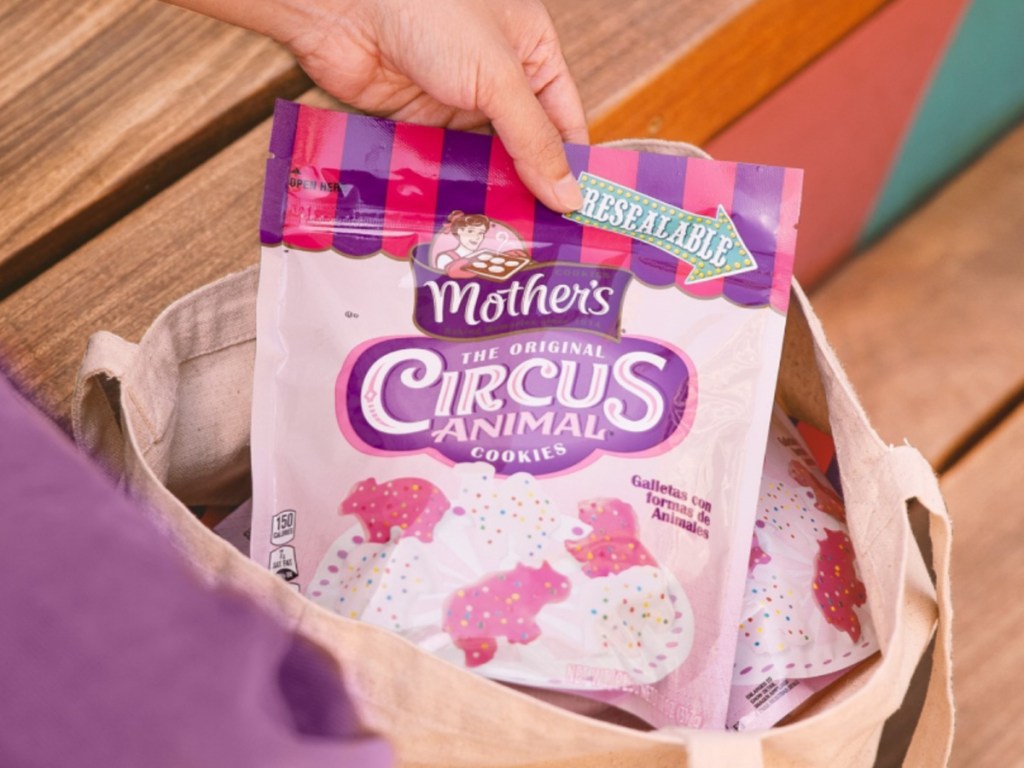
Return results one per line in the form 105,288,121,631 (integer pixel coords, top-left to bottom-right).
564,172,756,284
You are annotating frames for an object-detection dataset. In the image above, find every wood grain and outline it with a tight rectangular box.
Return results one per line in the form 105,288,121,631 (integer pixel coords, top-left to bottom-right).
940,404,1024,766
810,119,1024,469
0,0,891,297
0,91,340,427
0,0,307,294
566,0,891,144
548,0,754,130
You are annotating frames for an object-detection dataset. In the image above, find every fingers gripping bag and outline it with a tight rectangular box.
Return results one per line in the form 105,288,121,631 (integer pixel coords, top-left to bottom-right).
251,100,803,729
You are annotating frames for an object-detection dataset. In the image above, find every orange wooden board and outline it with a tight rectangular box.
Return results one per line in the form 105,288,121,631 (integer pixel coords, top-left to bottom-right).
0,1,305,293
574,0,891,145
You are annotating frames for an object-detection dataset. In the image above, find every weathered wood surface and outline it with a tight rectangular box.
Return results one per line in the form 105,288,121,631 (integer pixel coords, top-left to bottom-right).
941,404,1024,767
0,90,339,426
0,0,891,296
0,0,306,294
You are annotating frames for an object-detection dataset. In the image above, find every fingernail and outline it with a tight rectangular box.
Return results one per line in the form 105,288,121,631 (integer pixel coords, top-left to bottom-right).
554,173,584,212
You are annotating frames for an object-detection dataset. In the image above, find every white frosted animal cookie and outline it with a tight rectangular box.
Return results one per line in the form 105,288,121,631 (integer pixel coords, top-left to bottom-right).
441,463,579,571
307,517,397,619
360,534,446,644
307,475,452,619
559,497,694,685
536,562,694,687
734,459,876,683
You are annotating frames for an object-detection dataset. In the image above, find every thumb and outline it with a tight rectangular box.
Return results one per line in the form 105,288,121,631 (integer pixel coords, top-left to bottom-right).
480,64,584,213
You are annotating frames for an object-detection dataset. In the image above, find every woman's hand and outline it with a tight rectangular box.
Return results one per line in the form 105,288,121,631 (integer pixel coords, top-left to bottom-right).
165,0,588,212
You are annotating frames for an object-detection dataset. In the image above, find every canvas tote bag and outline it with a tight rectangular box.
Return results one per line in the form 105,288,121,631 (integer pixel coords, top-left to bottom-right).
70,266,953,767
70,140,953,767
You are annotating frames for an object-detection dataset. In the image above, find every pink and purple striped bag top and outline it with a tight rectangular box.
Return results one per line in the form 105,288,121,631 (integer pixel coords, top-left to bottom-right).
252,100,803,730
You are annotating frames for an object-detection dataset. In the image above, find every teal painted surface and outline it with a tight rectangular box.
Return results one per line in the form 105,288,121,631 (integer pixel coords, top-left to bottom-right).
860,0,1024,246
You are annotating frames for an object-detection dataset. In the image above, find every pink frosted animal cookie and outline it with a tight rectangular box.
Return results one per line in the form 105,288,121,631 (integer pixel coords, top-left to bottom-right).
748,533,772,574
813,529,867,642
565,498,657,578
340,477,450,543
443,561,571,667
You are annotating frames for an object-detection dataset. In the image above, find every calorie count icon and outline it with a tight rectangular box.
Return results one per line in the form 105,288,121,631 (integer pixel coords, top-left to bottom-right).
272,508,296,545
270,509,299,583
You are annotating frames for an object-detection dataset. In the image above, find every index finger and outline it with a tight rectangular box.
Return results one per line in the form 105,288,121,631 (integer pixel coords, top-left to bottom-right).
480,62,584,213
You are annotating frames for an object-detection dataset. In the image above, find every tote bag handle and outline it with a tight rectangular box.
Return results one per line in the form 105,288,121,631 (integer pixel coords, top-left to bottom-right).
680,445,953,768
890,445,955,767
71,330,139,478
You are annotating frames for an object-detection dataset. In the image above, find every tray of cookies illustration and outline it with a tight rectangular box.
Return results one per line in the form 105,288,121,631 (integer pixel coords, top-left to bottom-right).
464,251,531,281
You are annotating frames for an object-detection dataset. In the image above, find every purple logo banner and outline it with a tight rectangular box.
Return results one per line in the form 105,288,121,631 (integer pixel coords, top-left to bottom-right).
412,260,633,341
337,331,697,476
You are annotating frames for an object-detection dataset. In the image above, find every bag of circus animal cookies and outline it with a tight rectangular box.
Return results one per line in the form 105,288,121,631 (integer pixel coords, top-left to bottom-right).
726,408,879,731
251,100,803,730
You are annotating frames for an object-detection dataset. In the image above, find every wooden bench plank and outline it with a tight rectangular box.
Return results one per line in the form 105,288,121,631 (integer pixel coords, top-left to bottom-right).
0,0,890,298
0,91,342,426
0,1,305,294
810,118,1024,468
939,404,1024,766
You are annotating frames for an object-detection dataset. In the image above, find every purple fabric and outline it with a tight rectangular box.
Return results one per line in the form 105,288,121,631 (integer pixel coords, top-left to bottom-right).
0,374,393,768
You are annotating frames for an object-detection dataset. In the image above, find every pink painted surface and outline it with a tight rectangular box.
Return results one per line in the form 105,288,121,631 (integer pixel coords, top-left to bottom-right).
706,0,970,286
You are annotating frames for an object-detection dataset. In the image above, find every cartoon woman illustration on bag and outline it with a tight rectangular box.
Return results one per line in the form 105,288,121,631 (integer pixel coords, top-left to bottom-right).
431,211,531,280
